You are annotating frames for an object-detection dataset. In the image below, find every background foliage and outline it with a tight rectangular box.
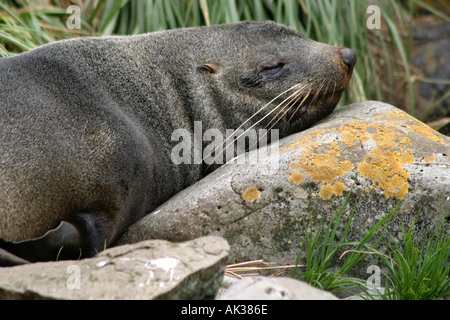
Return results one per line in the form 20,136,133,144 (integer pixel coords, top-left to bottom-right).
0,0,449,119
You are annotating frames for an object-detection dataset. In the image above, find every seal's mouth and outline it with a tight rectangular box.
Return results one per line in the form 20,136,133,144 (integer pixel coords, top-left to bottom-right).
286,89,343,120
281,85,345,134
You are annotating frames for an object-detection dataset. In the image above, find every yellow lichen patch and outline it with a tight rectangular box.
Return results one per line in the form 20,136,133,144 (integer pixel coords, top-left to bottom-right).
295,147,354,184
423,156,436,163
319,185,333,200
319,182,346,200
282,113,430,201
285,128,353,200
371,124,411,151
346,120,416,200
376,110,446,144
288,172,305,185
341,120,412,153
357,147,413,200
282,129,329,152
327,141,341,157
339,121,371,148
289,162,303,171
242,187,261,202
332,181,346,195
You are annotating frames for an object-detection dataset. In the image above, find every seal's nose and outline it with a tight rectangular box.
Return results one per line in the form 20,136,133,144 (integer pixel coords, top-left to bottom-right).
340,48,357,74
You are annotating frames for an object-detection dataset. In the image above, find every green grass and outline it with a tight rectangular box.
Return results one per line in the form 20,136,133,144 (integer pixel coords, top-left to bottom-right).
291,191,398,296
292,195,449,300
1,0,448,116
376,217,450,300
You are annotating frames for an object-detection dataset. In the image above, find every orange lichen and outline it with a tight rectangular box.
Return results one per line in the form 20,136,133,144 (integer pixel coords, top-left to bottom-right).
242,187,261,202
370,124,411,151
339,120,412,152
282,130,328,152
281,108,444,201
423,156,436,163
375,110,446,144
294,147,353,184
357,147,413,200
319,182,346,200
288,172,305,185
284,126,353,200
339,121,371,148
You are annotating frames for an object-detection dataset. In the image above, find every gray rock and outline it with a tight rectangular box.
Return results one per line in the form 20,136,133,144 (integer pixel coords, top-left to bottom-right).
118,101,449,279
218,276,339,300
0,236,229,300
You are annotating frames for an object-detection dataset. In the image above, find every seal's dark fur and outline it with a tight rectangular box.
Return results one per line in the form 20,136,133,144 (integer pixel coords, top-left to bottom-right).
0,22,355,264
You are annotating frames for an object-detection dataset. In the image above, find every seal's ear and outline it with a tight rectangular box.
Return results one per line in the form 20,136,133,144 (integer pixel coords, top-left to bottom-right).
197,63,218,74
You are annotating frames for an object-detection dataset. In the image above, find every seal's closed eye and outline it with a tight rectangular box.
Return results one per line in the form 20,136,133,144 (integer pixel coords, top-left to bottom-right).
260,62,285,73
241,61,288,88
259,62,285,78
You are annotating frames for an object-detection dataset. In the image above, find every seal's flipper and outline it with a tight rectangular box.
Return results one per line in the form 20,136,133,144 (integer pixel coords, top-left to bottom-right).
65,212,112,258
0,221,82,263
0,212,113,266
0,248,31,267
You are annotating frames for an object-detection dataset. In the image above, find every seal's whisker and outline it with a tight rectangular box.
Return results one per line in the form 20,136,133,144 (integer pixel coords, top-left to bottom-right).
311,79,326,105
268,90,308,134
264,84,309,128
268,95,300,128
246,88,310,153
324,78,332,99
232,82,304,131
286,91,311,124
330,77,336,99
238,83,306,134
284,78,332,128
259,90,304,137
283,89,312,127
222,86,302,153
319,79,330,104
331,77,337,100
267,85,314,133
308,79,324,109
202,82,305,163
243,84,312,153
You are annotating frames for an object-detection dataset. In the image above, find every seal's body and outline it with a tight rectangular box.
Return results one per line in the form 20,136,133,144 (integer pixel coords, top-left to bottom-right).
0,22,356,265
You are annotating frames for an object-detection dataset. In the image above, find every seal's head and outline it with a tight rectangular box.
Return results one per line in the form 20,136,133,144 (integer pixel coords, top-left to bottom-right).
194,21,356,136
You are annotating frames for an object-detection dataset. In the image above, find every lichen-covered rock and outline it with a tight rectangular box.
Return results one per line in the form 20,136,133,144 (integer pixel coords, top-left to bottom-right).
0,236,229,300
118,101,449,279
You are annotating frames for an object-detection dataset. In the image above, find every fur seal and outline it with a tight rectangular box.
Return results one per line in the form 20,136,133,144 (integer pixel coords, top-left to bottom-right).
0,21,356,265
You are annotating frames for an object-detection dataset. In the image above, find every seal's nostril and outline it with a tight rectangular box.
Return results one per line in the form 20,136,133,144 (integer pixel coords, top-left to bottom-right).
340,48,357,72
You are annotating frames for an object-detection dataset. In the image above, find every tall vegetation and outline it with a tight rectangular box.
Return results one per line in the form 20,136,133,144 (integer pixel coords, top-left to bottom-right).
1,0,448,114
